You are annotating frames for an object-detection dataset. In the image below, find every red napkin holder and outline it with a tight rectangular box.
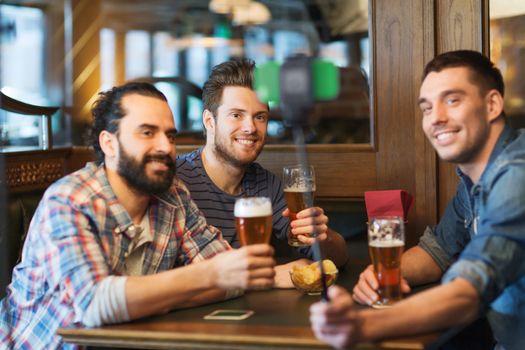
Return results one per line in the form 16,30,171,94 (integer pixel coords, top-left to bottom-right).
364,190,414,221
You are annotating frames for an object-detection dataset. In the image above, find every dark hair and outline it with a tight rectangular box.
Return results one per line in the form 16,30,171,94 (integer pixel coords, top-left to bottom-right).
202,58,255,116
90,82,167,163
422,50,505,97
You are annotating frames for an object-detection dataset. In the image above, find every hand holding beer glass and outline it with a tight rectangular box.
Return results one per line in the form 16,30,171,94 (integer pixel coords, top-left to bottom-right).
234,197,273,246
367,216,405,308
282,165,316,247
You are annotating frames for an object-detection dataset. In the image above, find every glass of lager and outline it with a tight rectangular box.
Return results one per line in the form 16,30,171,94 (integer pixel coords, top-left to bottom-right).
367,216,405,308
234,197,273,246
282,165,316,247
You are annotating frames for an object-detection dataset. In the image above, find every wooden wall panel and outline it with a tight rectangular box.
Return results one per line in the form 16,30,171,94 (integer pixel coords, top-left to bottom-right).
4,149,72,193
415,0,440,241
114,31,126,85
71,0,102,143
436,0,483,52
178,145,377,199
59,0,489,250
373,0,437,247
435,0,487,216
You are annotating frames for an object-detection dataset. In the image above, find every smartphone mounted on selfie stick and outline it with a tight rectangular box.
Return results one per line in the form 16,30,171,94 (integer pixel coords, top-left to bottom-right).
255,55,340,301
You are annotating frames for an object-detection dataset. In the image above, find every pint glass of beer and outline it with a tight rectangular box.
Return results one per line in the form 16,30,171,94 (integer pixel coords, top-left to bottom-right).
234,197,273,246
282,165,316,247
367,216,405,308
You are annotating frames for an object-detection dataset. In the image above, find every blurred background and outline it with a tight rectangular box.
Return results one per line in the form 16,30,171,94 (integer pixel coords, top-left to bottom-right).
0,0,371,150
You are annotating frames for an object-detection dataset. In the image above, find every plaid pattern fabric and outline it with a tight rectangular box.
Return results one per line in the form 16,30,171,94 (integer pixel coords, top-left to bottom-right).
0,162,229,350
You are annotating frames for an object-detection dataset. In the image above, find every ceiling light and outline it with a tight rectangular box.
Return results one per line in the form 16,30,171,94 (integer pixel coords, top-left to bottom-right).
232,1,271,25
209,0,252,15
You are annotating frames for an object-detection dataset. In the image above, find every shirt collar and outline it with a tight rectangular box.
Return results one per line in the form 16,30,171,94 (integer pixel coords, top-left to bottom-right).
89,162,139,238
455,123,517,185
486,123,516,167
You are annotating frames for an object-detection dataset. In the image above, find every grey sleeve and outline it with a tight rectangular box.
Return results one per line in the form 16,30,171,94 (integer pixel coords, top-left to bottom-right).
83,276,130,327
418,225,456,272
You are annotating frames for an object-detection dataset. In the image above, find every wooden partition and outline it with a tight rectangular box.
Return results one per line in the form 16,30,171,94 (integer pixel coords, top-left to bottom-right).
33,0,488,250
41,0,489,248
210,0,489,248
435,0,489,215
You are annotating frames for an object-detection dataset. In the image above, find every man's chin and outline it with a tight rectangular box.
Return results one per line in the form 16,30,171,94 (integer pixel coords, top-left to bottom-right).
147,167,175,178
146,171,175,185
233,154,259,167
237,147,263,161
437,150,468,164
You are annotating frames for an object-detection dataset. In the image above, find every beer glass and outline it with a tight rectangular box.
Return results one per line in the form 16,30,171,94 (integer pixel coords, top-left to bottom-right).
367,216,405,308
282,165,316,247
234,197,272,246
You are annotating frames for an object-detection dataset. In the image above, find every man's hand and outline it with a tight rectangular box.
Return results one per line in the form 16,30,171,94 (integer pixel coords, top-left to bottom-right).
283,207,329,245
310,286,360,349
210,244,276,290
352,265,411,306
274,258,312,288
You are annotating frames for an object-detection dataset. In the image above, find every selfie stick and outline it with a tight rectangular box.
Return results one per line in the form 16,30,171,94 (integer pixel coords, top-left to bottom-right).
255,55,339,301
292,128,330,301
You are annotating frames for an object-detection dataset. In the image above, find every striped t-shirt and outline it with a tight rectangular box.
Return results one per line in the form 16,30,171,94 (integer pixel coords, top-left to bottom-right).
176,148,311,257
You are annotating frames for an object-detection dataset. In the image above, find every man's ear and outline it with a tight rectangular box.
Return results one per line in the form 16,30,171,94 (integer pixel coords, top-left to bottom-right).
486,89,504,122
203,109,216,136
99,130,118,159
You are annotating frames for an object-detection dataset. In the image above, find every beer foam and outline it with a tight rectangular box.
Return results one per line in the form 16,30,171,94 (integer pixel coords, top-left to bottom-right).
283,185,316,192
369,239,405,248
234,197,272,217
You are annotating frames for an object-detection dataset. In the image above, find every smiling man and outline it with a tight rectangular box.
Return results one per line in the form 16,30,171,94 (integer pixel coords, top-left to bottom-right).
310,51,525,350
176,59,349,287
0,82,276,349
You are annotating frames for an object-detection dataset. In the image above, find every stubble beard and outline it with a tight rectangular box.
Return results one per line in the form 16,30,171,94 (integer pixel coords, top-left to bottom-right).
213,132,262,169
436,108,491,165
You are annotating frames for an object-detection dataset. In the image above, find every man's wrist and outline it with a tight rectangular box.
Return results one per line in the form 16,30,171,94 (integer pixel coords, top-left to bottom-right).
193,258,217,290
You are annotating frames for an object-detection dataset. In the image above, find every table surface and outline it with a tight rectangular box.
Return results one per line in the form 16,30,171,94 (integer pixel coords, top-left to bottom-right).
58,258,451,350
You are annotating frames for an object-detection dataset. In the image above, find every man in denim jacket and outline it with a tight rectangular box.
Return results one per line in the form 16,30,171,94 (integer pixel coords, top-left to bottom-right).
310,50,524,350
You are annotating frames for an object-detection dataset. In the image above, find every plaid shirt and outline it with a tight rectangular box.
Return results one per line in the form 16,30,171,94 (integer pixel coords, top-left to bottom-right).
0,162,230,350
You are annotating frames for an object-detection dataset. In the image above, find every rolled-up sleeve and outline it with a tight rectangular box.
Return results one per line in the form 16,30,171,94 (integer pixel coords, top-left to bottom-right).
443,161,525,310
419,226,455,272
443,235,525,309
419,186,472,272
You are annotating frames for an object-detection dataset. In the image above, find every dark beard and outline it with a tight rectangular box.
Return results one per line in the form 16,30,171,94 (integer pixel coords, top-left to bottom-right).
117,144,176,195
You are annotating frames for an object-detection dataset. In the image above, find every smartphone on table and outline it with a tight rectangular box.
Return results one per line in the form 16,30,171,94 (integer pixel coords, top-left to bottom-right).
203,309,254,320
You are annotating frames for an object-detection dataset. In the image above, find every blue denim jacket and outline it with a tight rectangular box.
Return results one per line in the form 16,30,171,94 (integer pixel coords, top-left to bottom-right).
419,124,525,350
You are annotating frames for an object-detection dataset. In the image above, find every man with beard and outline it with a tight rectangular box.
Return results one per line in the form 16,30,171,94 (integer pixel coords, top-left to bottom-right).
0,82,276,349
310,51,525,350
176,59,349,287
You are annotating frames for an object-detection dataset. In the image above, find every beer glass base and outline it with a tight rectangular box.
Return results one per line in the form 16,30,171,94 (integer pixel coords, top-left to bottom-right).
371,298,401,309
306,291,321,296
288,240,309,247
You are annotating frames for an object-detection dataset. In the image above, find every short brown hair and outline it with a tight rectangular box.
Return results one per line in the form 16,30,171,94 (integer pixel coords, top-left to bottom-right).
422,50,504,97
202,58,255,116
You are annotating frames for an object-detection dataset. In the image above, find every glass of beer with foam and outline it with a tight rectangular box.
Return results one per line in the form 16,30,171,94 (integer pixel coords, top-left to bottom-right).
367,216,405,308
234,197,273,246
282,165,316,247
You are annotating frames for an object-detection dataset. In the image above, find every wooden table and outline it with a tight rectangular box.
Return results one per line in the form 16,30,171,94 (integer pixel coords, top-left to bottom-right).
58,260,444,350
